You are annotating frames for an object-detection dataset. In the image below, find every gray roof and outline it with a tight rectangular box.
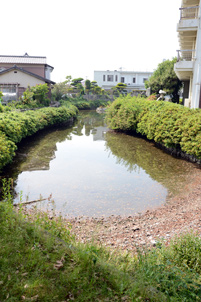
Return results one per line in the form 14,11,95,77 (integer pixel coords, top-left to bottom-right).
0,55,47,65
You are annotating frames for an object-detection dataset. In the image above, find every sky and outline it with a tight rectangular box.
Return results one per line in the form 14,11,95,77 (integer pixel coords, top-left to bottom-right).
2,0,181,83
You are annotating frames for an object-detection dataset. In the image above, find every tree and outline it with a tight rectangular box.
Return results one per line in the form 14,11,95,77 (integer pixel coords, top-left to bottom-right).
20,84,50,106
31,84,50,106
51,82,69,101
65,75,72,85
85,80,91,90
71,78,84,87
145,58,182,103
51,75,72,101
71,78,84,96
112,83,127,96
90,81,103,95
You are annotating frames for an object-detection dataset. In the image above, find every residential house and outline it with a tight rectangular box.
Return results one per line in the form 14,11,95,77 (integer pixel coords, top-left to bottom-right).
174,0,201,108
94,69,153,93
0,53,55,102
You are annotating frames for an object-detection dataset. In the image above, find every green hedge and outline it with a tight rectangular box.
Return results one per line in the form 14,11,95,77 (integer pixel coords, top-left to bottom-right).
0,105,78,170
106,95,201,159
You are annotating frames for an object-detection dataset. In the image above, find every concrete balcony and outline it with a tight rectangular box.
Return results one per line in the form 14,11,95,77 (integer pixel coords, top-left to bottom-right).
174,50,195,80
177,6,199,31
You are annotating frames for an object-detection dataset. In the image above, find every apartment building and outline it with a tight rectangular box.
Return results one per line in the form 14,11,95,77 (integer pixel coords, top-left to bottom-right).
94,70,153,93
0,53,55,102
174,0,201,108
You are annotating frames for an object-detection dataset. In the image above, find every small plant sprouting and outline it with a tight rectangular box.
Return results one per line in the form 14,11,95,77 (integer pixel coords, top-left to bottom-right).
1,178,13,203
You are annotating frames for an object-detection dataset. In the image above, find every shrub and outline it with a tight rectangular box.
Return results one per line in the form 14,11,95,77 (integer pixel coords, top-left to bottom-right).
0,132,17,170
106,95,201,159
0,105,78,171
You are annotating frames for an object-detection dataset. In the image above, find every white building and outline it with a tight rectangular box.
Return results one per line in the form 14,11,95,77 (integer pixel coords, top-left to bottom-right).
94,69,153,92
174,0,201,108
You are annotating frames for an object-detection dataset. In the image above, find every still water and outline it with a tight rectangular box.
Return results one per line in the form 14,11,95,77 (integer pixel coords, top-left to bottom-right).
2,110,199,217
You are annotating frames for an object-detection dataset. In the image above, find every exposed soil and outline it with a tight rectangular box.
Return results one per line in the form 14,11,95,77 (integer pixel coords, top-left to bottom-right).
68,167,201,252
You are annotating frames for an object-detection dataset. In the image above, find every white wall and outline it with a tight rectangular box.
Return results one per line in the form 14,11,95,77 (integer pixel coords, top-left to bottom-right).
94,70,153,90
0,70,45,88
191,5,201,108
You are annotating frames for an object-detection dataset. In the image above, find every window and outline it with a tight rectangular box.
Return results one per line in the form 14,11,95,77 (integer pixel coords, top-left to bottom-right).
115,75,118,82
103,75,105,81
121,77,124,83
133,78,136,83
107,75,114,82
143,78,148,83
1,86,16,93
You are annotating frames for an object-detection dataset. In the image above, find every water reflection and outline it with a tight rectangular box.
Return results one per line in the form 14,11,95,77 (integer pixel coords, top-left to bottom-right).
105,132,198,198
1,110,199,217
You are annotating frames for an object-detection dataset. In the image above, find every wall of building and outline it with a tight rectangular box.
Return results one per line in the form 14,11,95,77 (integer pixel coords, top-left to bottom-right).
0,63,45,78
0,70,45,88
191,5,201,108
94,70,153,90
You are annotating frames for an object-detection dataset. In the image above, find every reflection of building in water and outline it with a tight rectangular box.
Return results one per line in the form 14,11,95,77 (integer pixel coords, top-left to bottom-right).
92,126,108,141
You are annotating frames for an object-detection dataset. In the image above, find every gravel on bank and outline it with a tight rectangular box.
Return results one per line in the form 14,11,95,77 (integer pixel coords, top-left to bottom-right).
68,169,201,252
16,166,201,253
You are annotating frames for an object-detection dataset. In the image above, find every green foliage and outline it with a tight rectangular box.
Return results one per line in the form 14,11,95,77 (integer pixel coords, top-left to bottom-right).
90,81,105,95
0,90,3,106
85,79,91,90
31,83,50,106
52,76,109,101
145,58,182,102
0,131,17,169
19,84,50,107
113,82,127,96
71,78,84,87
51,81,70,101
106,95,201,159
0,105,78,171
1,196,201,301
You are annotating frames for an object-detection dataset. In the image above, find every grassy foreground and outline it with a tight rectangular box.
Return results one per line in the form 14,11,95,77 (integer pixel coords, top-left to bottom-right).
1,197,201,302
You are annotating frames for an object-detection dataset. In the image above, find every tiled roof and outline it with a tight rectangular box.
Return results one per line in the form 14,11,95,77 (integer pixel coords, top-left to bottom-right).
0,55,47,64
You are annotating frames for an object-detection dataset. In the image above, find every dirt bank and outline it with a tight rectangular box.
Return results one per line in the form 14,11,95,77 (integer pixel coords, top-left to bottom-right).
69,168,201,252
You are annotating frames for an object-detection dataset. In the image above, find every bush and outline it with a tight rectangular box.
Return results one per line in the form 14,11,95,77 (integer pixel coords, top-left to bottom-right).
0,132,17,169
106,95,201,159
18,84,50,108
0,105,78,171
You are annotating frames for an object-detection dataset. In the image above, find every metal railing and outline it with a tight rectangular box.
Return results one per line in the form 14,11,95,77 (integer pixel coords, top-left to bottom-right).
180,6,199,19
177,49,196,62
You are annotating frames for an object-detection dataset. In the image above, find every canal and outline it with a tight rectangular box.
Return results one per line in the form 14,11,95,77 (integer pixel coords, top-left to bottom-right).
1,110,200,217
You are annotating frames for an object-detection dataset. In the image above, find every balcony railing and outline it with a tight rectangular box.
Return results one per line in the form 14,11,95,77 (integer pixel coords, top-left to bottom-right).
177,49,196,62
180,6,199,19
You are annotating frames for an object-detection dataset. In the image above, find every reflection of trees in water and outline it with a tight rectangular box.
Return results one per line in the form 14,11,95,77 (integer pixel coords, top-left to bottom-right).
72,110,106,137
4,111,106,177
3,127,73,177
105,131,196,196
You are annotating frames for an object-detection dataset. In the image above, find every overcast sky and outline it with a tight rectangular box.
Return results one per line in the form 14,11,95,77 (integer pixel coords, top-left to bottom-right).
2,0,181,83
